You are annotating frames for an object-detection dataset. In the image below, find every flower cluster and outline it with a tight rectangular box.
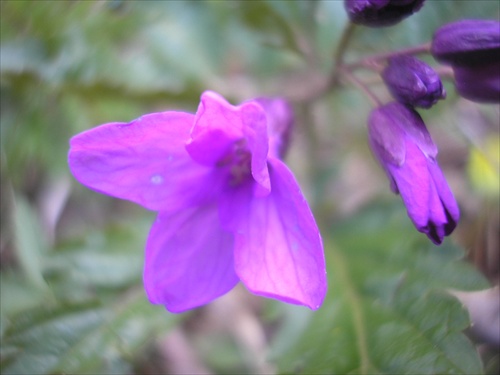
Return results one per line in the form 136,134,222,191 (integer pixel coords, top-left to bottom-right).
69,92,327,312
68,3,498,313
368,103,459,244
343,3,499,243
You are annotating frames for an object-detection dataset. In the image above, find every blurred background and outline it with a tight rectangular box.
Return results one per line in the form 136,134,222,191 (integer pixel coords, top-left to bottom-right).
1,1,498,374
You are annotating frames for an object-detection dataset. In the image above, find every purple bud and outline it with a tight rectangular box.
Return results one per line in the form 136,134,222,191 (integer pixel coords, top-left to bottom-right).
454,62,500,103
368,102,459,245
344,0,425,28
382,55,446,108
431,19,500,66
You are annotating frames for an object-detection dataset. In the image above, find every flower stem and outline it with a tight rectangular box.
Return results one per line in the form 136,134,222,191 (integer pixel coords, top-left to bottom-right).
339,67,382,107
435,65,454,80
329,21,357,86
346,42,432,70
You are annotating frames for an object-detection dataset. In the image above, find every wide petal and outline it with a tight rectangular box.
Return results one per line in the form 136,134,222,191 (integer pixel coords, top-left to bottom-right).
144,204,238,313
219,159,326,309
68,112,225,212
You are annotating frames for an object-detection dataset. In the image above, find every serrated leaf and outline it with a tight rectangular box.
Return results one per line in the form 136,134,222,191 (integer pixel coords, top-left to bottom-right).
0,301,107,375
0,292,181,375
272,203,489,375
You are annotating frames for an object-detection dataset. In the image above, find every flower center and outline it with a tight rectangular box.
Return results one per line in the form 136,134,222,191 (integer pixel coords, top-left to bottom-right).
216,139,252,186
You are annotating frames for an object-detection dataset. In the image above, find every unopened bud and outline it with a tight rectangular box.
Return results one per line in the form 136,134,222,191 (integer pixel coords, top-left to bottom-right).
344,0,425,28
382,55,446,108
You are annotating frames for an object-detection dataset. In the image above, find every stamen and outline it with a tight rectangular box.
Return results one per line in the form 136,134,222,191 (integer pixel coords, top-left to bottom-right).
216,139,252,186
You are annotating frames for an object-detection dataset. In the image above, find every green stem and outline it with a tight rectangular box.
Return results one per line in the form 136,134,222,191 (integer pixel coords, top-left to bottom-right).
329,21,357,86
292,22,357,103
330,245,377,374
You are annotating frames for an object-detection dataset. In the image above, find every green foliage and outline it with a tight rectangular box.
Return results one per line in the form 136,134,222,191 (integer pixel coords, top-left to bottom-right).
272,204,489,374
1,293,180,375
1,1,498,374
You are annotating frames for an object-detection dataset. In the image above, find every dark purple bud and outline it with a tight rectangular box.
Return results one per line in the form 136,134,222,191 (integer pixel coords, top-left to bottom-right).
431,19,500,66
344,0,425,28
454,62,500,103
368,102,459,245
382,55,446,108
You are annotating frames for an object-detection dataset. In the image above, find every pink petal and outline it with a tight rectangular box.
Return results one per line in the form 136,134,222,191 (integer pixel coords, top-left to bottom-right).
144,204,238,313
219,159,327,310
68,112,225,212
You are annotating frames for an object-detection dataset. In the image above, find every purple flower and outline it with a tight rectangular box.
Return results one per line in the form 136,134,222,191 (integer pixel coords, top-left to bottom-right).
382,55,446,108
431,19,500,66
344,0,425,28
368,102,459,245
68,91,327,312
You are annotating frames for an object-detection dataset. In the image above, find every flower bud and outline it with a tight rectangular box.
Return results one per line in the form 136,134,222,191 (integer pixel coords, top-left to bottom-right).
382,55,446,108
431,19,500,66
454,62,500,103
368,102,459,245
344,0,425,28
431,19,500,103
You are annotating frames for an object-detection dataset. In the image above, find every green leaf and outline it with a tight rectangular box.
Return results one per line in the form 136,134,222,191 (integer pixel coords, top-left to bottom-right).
0,292,181,375
272,203,489,374
12,195,48,289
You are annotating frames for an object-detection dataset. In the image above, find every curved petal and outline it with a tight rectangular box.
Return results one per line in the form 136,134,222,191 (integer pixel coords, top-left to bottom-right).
144,204,238,313
424,176,449,244
219,159,326,310
242,101,271,197
428,161,460,235
68,112,225,212
388,140,432,231
186,91,246,166
368,105,407,166
253,98,293,159
186,92,270,196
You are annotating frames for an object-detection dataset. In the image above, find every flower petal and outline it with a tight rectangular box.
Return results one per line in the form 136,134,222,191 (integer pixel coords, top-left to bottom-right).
68,112,225,212
428,160,460,235
387,140,432,231
186,91,246,166
187,91,271,196
219,159,327,309
242,101,271,197
144,204,238,313
368,104,407,166
253,98,294,160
